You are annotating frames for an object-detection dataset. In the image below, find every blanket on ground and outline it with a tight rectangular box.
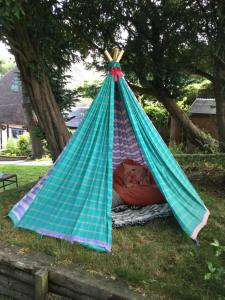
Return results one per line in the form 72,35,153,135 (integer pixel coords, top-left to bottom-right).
112,203,172,228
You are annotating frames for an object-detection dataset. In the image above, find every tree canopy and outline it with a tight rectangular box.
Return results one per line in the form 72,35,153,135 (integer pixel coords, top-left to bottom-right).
0,0,224,156
0,58,15,77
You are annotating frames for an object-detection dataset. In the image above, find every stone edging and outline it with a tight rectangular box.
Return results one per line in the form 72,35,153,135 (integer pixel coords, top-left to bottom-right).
0,155,27,161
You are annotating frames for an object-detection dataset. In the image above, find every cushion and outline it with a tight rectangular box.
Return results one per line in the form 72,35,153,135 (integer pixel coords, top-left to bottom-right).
113,159,166,206
123,164,146,187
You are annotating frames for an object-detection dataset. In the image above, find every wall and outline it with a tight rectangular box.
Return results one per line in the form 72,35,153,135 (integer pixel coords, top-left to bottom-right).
170,114,218,145
0,123,27,150
190,114,217,139
0,123,8,150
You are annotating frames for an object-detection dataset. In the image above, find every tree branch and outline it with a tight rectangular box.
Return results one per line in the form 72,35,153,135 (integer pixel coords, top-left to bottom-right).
193,69,215,82
127,82,157,97
213,54,225,71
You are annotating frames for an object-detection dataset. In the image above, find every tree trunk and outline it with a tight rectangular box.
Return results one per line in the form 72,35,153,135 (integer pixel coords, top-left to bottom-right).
22,96,44,159
17,59,71,161
130,82,214,149
157,94,208,148
7,20,71,161
213,61,225,152
169,117,181,145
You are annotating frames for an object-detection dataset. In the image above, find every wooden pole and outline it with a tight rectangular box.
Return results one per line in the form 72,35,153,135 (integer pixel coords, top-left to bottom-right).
116,50,124,62
113,48,119,60
104,50,113,62
35,269,48,300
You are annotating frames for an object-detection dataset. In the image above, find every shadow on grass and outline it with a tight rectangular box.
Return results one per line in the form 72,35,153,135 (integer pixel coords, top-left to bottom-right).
0,181,36,207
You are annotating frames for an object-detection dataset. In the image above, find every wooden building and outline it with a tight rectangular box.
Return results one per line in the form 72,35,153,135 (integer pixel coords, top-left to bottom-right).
188,98,217,138
170,98,217,144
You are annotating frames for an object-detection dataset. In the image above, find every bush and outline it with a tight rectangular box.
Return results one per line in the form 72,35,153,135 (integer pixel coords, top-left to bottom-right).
6,139,18,155
144,101,169,142
205,240,225,285
144,101,169,127
5,139,18,156
1,134,32,157
169,142,185,155
17,133,32,156
180,79,212,106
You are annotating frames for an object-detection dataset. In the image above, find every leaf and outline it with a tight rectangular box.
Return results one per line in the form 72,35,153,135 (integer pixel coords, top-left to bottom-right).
204,273,211,280
208,262,216,273
211,240,220,247
216,249,222,257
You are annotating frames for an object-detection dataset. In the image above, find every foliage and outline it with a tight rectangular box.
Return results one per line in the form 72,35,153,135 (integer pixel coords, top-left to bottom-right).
0,0,223,153
144,101,169,133
4,139,18,156
0,58,15,77
75,80,102,100
0,1,81,113
48,69,79,113
169,143,185,155
205,240,225,285
30,126,45,140
1,134,32,156
200,132,219,154
71,1,201,97
180,79,213,106
16,133,32,156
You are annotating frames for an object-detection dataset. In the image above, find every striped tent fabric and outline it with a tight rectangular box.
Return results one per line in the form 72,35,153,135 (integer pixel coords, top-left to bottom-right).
113,86,146,169
9,61,209,252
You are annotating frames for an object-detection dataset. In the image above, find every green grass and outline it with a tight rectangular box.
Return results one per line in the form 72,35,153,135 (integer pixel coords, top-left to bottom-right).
0,164,225,299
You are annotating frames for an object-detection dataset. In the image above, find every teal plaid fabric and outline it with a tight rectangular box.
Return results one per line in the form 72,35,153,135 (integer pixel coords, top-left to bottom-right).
118,77,209,239
9,62,209,252
9,76,115,252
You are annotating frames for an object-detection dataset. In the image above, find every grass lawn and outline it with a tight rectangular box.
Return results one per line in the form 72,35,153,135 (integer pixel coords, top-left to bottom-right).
0,161,225,300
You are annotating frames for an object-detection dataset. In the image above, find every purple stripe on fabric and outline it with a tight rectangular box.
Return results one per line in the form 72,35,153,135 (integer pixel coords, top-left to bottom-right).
14,205,27,218
113,91,146,169
114,132,138,139
10,171,50,221
113,153,143,159
113,142,139,150
22,195,34,205
37,229,111,252
13,211,22,220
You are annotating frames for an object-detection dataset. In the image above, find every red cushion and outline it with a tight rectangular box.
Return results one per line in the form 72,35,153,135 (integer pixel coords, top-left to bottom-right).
113,159,166,206
123,163,146,187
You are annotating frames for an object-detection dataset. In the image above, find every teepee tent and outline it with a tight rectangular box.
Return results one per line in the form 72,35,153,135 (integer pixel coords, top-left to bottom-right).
9,50,209,252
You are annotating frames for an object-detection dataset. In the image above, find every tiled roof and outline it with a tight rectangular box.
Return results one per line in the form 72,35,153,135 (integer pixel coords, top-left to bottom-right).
189,98,216,115
0,67,26,125
66,107,89,128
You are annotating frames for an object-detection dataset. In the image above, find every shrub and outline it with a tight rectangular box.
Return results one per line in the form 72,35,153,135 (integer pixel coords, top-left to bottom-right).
169,142,185,155
205,240,225,285
17,133,32,156
5,138,18,155
144,101,169,142
1,134,32,157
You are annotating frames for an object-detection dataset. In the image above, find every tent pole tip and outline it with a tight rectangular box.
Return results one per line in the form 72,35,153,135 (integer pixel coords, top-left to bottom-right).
104,50,113,62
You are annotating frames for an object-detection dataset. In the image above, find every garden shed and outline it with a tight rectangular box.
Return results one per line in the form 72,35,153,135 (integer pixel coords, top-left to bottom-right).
170,97,217,144
189,98,217,138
